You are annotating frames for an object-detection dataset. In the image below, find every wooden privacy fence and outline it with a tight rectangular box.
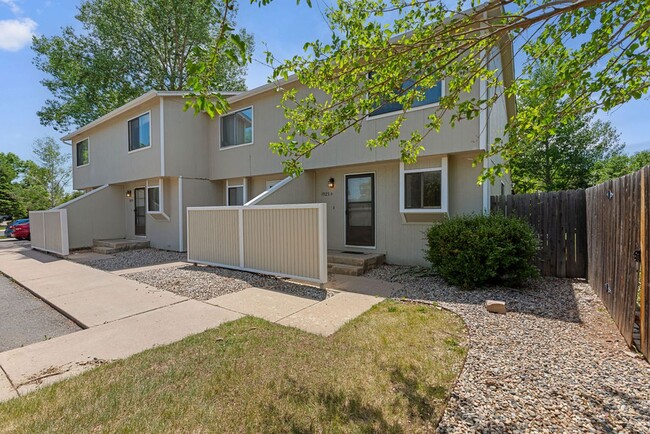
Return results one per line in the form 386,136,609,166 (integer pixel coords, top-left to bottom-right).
491,190,587,278
29,209,69,256
187,204,328,284
586,167,649,359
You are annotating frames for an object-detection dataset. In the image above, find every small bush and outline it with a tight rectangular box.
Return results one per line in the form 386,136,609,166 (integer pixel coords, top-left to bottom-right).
425,213,539,289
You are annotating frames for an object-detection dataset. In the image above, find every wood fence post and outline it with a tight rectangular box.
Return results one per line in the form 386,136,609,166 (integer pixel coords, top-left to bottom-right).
641,168,648,356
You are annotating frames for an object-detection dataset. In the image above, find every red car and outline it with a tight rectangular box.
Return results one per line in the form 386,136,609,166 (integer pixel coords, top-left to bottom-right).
12,221,30,240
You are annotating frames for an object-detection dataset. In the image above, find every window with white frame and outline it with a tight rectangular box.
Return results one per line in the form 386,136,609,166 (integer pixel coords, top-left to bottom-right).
227,185,244,206
76,138,89,166
404,170,442,209
128,112,151,152
221,107,253,148
147,185,160,212
400,158,448,215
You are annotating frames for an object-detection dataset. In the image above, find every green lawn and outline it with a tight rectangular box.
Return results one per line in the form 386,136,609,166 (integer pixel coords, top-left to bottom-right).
0,301,467,433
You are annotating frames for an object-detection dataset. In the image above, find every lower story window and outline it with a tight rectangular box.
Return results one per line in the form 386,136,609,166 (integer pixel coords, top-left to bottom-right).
227,186,244,206
147,186,160,212
404,170,441,209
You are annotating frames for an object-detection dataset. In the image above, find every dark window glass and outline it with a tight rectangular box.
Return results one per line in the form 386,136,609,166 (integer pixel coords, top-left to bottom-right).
128,113,151,151
76,139,89,166
228,186,244,206
369,76,443,117
147,186,160,212
221,108,253,148
404,171,441,209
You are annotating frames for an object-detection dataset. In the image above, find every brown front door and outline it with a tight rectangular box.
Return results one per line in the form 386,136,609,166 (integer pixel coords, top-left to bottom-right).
345,173,375,247
134,187,146,236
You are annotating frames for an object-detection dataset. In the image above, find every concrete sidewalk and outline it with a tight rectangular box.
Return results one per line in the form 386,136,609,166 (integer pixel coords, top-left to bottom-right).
0,242,385,402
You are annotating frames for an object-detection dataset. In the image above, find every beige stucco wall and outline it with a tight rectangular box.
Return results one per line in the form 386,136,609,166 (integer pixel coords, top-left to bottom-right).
70,100,162,190
208,80,481,181
59,185,126,249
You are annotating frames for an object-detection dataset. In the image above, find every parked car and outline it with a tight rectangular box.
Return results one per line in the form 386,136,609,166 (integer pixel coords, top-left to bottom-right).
0,214,11,222
4,218,28,238
11,221,30,240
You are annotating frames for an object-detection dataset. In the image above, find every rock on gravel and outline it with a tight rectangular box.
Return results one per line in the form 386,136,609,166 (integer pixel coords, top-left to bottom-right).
366,265,650,434
123,264,332,301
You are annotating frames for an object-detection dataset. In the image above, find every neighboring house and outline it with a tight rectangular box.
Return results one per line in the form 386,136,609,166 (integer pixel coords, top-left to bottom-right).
59,40,513,266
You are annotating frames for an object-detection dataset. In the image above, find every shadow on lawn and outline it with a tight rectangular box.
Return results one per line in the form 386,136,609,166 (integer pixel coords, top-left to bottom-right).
387,268,583,324
260,365,452,433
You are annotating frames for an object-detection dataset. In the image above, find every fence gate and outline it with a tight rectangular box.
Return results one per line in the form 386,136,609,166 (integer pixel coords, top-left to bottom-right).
491,190,587,278
586,167,648,359
29,209,70,256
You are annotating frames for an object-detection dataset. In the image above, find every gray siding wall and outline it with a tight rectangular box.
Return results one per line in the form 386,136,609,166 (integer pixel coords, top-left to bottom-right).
59,185,126,249
180,177,223,251
71,100,162,190
249,153,483,266
209,80,481,180
122,177,180,251
163,97,212,178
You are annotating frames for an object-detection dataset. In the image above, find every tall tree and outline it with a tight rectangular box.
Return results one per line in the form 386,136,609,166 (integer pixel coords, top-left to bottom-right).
188,0,649,180
33,0,252,132
510,65,624,192
0,153,28,218
32,138,72,208
591,150,650,184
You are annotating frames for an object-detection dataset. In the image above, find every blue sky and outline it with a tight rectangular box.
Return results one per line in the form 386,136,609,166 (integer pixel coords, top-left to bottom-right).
0,0,648,163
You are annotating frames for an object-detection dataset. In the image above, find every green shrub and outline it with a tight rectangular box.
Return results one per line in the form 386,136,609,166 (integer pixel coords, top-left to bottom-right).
425,213,539,289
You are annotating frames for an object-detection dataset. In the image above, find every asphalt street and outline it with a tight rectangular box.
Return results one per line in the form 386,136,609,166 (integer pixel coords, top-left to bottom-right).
0,274,80,352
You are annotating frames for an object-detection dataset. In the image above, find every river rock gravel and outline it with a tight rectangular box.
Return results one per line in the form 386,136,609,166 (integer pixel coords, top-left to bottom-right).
123,264,332,301
366,265,650,433
82,248,186,271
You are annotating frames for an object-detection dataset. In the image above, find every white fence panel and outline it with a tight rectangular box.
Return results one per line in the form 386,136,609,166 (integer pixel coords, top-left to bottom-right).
187,204,327,284
29,209,69,256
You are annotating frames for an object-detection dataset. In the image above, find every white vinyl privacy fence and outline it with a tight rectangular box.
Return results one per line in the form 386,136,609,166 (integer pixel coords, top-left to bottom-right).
29,209,69,256
187,204,327,284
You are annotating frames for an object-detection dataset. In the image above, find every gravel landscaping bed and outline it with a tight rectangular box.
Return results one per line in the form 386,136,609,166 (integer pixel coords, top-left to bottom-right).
366,265,650,433
82,248,186,271
123,264,332,301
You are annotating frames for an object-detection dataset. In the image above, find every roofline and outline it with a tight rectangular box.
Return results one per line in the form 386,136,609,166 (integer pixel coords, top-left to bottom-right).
225,75,299,105
61,90,240,142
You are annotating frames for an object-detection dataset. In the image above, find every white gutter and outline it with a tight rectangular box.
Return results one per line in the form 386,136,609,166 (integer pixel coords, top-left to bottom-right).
160,97,165,176
61,90,240,142
178,176,184,251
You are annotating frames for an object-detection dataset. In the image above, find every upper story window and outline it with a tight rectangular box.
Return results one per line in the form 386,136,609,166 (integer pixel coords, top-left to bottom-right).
221,107,253,148
369,76,443,118
128,112,151,152
76,138,89,167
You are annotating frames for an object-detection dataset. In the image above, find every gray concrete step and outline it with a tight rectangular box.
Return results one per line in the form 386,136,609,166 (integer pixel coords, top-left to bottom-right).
92,239,150,254
328,263,364,276
327,250,385,275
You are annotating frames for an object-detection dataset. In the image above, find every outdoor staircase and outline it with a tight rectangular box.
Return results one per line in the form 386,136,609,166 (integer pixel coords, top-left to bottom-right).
327,250,386,276
92,239,150,254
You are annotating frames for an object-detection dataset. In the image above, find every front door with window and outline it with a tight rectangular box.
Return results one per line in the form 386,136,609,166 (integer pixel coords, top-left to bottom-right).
134,187,146,236
345,173,375,247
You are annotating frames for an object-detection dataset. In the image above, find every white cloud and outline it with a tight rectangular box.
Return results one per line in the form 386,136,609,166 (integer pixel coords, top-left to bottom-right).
0,0,22,15
0,18,36,52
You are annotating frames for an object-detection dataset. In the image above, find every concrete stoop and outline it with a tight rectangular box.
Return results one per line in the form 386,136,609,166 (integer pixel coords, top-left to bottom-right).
92,239,150,254
327,250,385,276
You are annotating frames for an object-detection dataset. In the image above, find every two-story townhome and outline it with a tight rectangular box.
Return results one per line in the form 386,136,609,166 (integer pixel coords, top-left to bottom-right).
59,39,513,266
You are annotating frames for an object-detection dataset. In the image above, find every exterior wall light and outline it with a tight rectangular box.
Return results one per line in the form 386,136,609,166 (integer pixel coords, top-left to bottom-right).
126,190,132,198
328,178,335,189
